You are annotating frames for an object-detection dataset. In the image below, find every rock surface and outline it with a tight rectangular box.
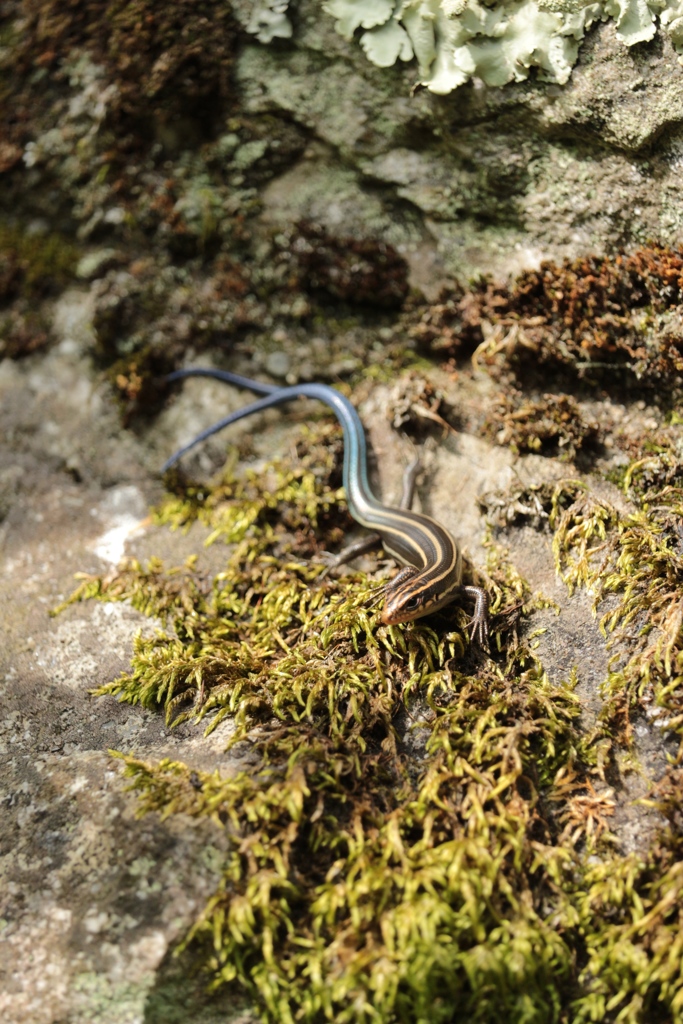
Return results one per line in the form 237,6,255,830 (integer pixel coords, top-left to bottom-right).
1,4,682,1021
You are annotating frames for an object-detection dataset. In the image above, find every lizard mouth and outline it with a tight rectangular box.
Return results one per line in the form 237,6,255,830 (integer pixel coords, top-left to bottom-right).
380,603,425,626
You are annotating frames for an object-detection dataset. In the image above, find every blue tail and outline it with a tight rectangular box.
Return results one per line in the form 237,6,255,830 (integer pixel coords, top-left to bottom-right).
161,369,372,512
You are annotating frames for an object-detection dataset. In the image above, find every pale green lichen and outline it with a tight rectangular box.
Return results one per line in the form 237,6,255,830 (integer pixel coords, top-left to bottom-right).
251,0,683,94
242,0,294,42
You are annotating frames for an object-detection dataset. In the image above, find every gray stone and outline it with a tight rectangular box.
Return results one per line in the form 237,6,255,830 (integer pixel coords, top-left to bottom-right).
264,349,291,378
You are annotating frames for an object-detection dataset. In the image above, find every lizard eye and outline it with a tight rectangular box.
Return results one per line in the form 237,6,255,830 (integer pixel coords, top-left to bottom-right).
402,594,422,611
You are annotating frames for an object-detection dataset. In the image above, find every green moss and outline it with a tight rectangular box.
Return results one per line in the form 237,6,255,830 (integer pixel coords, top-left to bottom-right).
571,836,683,1023
0,224,79,302
56,420,683,1022
550,443,683,747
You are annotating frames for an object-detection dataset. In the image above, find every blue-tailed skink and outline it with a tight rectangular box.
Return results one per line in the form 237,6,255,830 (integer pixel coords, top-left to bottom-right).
163,368,488,641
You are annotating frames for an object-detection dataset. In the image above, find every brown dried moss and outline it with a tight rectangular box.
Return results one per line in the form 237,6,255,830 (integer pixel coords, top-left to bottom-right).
4,0,238,148
280,222,410,309
0,308,49,359
409,245,683,399
481,390,599,459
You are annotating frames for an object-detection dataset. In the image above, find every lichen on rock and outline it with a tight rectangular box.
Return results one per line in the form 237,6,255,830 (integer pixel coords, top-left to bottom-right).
237,0,294,42
311,0,683,93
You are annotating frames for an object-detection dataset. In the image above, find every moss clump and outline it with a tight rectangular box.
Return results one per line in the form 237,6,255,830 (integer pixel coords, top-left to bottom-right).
56,417,683,1022
0,223,78,358
0,308,50,359
551,438,683,746
12,0,237,135
483,435,683,751
107,347,176,425
277,222,410,310
568,829,683,1022
481,390,599,459
0,224,78,303
410,246,683,400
